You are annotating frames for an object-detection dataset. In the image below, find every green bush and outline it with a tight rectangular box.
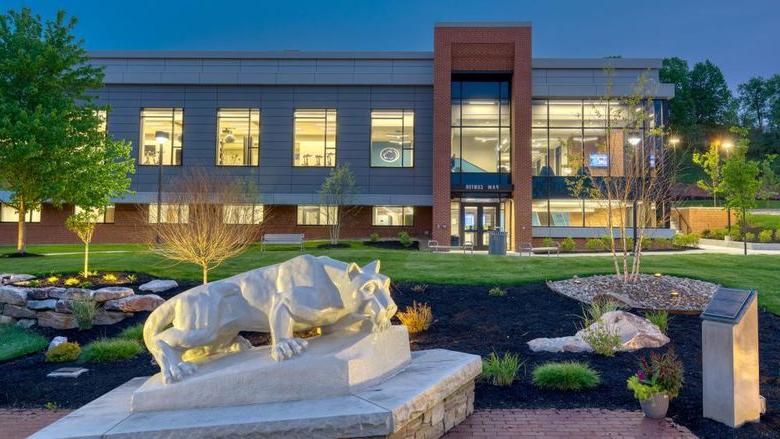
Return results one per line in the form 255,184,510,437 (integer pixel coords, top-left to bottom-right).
652,238,672,249
70,298,97,330
744,232,756,242
581,323,622,356
369,232,380,243
640,236,651,250
644,310,669,335
118,323,145,343
759,229,774,243
627,349,684,400
585,238,605,251
775,229,780,241
532,362,600,391
560,237,576,252
81,338,143,363
0,325,48,362
488,286,507,297
78,281,94,289
45,342,81,363
672,233,699,248
398,232,412,248
482,352,521,386
581,299,622,328
600,236,613,249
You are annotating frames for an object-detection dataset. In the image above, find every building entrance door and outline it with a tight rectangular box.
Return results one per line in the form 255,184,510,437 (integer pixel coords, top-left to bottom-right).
461,203,499,249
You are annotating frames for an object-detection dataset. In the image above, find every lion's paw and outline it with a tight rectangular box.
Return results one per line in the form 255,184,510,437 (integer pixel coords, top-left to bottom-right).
270,338,308,361
163,361,198,383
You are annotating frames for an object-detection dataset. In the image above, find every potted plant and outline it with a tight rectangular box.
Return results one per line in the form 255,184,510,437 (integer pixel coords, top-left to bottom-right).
626,348,684,418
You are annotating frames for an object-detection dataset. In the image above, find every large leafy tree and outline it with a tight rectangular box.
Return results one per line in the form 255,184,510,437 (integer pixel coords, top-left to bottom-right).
660,57,696,132
0,8,134,254
737,77,771,131
688,61,736,127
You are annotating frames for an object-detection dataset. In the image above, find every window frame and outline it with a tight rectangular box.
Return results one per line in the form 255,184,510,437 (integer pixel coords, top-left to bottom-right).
292,109,337,168
216,108,261,167
0,203,41,223
371,206,414,227
369,109,415,168
139,108,184,167
222,204,264,225
296,205,338,226
74,205,116,224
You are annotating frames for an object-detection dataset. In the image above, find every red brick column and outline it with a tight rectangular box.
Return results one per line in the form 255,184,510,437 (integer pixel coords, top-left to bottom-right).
432,31,453,246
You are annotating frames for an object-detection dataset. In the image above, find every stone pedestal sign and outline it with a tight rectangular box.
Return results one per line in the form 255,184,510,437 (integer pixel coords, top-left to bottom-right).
701,287,763,428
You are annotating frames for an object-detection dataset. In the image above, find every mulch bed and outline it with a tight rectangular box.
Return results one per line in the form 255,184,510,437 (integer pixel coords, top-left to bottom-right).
0,280,777,439
14,272,154,289
363,240,419,250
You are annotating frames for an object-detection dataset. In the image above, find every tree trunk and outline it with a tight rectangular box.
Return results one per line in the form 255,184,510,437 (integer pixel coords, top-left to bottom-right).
202,264,208,284
16,202,26,255
83,242,90,276
743,208,748,256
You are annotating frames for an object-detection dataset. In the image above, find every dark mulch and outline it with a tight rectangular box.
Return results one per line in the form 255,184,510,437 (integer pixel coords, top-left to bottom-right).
392,283,780,439
315,243,351,249
363,240,419,250
1,252,43,258
16,271,155,289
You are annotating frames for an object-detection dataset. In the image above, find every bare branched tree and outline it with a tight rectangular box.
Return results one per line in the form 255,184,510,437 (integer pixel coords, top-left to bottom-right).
319,163,358,245
152,170,262,284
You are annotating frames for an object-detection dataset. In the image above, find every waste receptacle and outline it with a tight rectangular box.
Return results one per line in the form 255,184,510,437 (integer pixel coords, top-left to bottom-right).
488,230,507,255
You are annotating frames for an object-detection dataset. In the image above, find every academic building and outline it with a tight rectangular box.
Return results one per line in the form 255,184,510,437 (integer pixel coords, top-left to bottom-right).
0,22,675,250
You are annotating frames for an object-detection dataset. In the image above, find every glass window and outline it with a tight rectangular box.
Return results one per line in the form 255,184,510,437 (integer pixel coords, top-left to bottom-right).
583,101,607,127
0,203,41,223
74,205,115,224
549,128,583,176
293,110,337,167
296,205,337,225
372,206,413,226
223,204,263,224
370,110,413,167
532,129,549,176
583,199,632,228
532,100,547,128
583,129,609,176
217,109,260,166
148,204,188,224
140,108,183,166
97,110,107,133
548,101,582,128
548,199,582,227
531,200,549,227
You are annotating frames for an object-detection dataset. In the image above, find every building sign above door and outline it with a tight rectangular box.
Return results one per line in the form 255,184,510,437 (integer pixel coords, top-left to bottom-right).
451,184,513,192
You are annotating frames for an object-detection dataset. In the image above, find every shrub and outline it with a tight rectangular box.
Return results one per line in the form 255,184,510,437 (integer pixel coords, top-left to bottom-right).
640,236,652,250
398,232,412,248
775,229,780,241
410,284,428,293
46,276,59,283
582,323,622,356
488,286,507,297
81,338,143,363
627,348,684,400
744,232,756,242
78,281,94,289
70,299,97,330
45,342,81,363
652,238,672,249
644,310,669,335
600,235,613,249
396,301,432,334
560,237,576,252
482,352,521,386
118,323,145,343
759,229,773,243
581,299,622,328
64,277,80,286
542,237,556,248
369,232,380,243
0,325,48,362
672,233,699,248
585,238,605,251
532,362,600,391
102,273,119,282
127,274,137,283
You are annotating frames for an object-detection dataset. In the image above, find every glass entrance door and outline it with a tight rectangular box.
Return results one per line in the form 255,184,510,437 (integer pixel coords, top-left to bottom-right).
461,203,500,249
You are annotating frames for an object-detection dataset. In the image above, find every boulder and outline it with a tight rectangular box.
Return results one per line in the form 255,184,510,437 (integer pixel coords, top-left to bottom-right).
37,312,77,330
16,319,35,328
94,310,131,326
48,336,68,351
139,280,178,293
27,288,52,300
3,304,37,319
93,286,134,302
0,273,35,284
48,288,94,301
0,315,15,325
55,300,73,314
527,335,592,353
104,294,164,313
0,286,28,306
27,299,57,311
575,310,669,351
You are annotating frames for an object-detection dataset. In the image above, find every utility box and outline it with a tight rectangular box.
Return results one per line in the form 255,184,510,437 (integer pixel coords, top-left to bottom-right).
701,287,763,428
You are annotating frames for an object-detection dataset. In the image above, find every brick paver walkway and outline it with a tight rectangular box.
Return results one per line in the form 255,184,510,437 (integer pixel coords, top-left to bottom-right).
2,407,694,439
445,408,696,438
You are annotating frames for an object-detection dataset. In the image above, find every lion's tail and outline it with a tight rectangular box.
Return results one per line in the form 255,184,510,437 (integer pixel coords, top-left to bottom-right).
143,298,176,360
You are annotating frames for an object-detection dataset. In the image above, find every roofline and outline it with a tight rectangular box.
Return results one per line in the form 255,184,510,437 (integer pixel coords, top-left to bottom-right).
87,51,664,69
435,21,531,28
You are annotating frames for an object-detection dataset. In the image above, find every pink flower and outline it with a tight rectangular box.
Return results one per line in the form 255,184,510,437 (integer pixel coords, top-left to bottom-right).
637,370,646,381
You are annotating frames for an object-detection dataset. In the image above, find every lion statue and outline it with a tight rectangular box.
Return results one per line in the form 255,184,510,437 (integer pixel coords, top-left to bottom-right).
142,255,397,384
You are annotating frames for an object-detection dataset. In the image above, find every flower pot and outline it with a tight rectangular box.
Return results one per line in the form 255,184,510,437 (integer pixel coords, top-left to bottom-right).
639,393,669,419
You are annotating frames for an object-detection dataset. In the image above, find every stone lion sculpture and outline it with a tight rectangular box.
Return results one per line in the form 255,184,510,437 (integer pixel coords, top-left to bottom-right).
143,255,397,384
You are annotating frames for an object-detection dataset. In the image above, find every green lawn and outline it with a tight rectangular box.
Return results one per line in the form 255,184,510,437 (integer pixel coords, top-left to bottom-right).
2,243,779,314
748,214,780,230
0,324,48,362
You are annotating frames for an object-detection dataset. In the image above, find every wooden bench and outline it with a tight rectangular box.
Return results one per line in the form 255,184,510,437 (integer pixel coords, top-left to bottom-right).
520,242,560,257
261,233,304,252
427,240,474,254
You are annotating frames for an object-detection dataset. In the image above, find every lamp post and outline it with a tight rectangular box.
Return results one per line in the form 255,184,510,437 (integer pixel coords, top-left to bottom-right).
154,130,169,242
722,140,733,232
628,133,642,249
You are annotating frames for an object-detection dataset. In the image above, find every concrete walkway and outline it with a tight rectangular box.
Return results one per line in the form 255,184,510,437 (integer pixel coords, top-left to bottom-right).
3,408,695,439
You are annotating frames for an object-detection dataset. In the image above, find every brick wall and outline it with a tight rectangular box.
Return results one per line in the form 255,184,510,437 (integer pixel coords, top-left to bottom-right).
673,207,737,234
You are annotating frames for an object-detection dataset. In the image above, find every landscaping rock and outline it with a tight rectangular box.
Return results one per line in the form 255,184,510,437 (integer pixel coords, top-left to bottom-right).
48,288,94,301
26,299,57,310
527,335,592,353
48,336,68,351
0,315,15,325
93,310,131,326
104,294,164,312
0,286,28,305
0,273,35,284
37,312,77,330
575,310,670,351
27,288,52,300
93,286,134,302
3,304,37,319
591,292,639,309
139,279,178,293
54,300,73,314
15,319,35,328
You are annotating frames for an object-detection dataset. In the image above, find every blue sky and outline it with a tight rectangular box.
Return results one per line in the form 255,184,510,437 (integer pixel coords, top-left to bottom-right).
8,0,779,90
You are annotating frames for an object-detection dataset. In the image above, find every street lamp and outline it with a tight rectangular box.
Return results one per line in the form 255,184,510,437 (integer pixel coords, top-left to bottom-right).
154,131,170,236
721,139,734,231
628,133,642,250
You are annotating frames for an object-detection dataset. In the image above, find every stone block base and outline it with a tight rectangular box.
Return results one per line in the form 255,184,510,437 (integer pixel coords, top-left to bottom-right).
31,349,481,439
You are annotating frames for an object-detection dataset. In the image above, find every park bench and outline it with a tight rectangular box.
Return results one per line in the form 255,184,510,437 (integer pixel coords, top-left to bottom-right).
427,240,474,254
520,242,560,257
261,233,305,252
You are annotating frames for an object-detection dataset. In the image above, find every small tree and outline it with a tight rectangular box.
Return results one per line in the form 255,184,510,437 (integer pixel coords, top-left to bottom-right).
721,128,760,255
65,208,103,276
692,143,725,207
154,172,261,284
757,154,780,207
319,164,357,245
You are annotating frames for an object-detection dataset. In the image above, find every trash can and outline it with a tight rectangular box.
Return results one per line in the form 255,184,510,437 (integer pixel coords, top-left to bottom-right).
488,230,507,255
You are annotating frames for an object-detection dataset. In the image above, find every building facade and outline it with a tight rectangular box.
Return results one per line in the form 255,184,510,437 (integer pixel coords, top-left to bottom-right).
0,23,675,249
